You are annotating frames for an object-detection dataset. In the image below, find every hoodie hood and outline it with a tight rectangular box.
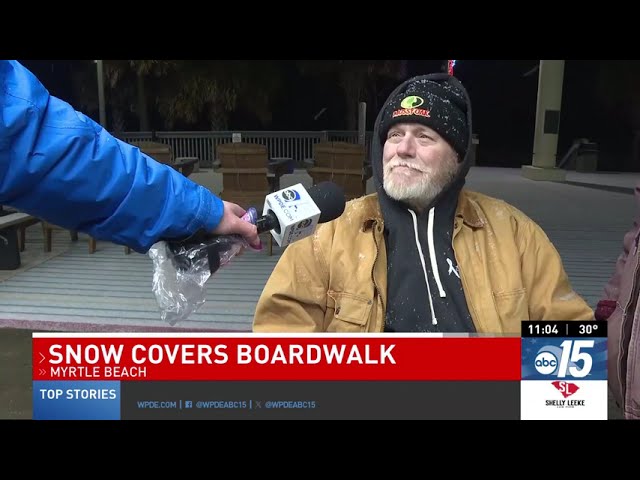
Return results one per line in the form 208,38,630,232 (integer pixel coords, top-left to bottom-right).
371,72,474,212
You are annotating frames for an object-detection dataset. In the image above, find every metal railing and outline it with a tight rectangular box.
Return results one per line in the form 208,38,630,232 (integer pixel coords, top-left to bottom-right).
114,131,374,168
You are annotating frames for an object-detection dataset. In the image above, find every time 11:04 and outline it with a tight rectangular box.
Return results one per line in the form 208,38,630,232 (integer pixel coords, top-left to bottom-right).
528,323,559,335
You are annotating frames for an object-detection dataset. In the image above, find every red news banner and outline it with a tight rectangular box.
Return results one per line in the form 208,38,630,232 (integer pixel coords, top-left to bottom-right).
32,334,521,382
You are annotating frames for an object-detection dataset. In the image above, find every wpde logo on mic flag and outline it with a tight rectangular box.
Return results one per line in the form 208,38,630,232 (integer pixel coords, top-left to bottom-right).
520,337,608,420
281,189,301,202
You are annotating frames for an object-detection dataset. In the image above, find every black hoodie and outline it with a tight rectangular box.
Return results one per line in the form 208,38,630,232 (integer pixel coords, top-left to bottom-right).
371,73,476,333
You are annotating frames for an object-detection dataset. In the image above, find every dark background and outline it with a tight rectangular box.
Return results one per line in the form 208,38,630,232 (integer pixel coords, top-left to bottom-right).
16,59,640,172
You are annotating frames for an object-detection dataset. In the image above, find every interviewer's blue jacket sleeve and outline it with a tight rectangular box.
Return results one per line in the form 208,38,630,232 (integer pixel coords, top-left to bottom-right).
0,60,224,252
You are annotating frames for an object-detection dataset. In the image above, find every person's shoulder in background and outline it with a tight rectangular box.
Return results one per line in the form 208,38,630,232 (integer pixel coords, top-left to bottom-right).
595,181,640,320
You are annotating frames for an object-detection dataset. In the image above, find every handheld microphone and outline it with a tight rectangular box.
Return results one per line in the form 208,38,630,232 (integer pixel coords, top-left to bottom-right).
150,181,346,325
164,180,346,272
256,181,346,247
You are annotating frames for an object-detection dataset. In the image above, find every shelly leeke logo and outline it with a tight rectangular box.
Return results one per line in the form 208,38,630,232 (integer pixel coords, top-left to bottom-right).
400,96,424,108
552,380,579,398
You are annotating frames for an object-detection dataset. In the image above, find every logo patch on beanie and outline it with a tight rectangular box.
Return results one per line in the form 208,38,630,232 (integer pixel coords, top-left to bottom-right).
394,96,430,118
400,96,424,108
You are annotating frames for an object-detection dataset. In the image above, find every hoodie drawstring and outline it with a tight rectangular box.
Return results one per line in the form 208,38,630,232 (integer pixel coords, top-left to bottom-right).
428,207,447,298
408,208,447,326
407,209,431,325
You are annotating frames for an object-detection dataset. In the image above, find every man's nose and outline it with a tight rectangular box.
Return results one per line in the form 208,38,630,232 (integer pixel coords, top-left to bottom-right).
396,135,416,157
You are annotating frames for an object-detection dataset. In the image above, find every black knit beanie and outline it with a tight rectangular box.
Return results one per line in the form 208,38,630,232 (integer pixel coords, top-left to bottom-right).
379,78,468,159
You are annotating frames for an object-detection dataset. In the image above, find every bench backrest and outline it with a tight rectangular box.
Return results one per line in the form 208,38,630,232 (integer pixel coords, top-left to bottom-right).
131,141,174,166
216,143,271,205
308,141,367,201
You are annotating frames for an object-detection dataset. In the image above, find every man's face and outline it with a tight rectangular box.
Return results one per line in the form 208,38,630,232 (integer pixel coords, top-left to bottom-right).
382,123,460,210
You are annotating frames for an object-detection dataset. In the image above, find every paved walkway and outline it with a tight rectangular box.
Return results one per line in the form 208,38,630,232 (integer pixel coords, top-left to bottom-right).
0,166,635,332
0,166,633,419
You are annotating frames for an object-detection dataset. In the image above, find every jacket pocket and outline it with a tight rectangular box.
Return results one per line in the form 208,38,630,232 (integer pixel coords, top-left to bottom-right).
327,291,373,332
492,288,529,330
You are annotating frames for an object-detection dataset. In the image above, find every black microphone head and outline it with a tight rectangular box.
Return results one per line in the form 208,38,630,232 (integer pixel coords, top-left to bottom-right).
307,181,346,224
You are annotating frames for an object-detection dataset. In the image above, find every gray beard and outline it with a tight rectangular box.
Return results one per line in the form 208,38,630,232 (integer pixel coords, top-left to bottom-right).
383,160,459,212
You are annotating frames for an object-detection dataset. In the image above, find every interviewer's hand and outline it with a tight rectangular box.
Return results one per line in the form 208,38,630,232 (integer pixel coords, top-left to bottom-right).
211,201,261,250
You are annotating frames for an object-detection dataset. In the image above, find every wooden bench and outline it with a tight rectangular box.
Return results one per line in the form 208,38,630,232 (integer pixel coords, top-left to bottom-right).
0,212,38,232
131,141,199,178
0,209,89,255
216,142,273,256
0,210,40,249
306,141,369,201
40,221,134,255
1,210,129,256
0,212,39,269
41,221,87,253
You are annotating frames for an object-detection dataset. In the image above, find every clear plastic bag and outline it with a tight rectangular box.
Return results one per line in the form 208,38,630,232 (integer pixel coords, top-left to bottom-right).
148,208,258,325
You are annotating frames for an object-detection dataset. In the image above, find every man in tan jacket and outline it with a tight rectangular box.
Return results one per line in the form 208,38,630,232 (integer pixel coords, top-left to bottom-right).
253,73,594,333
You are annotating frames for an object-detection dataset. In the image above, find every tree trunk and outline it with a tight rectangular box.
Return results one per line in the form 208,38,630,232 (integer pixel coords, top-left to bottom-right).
367,76,381,125
346,95,359,131
342,74,363,131
209,103,228,131
111,108,126,134
137,72,150,131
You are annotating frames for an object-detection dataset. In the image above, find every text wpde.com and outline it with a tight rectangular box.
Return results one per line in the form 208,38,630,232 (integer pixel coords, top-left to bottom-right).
534,340,595,378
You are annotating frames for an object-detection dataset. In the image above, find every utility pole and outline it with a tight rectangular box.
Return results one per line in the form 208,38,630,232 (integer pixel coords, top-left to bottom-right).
358,102,367,145
95,60,107,128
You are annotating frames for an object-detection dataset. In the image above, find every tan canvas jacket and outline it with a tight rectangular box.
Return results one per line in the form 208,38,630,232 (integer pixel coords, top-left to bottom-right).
254,190,594,333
